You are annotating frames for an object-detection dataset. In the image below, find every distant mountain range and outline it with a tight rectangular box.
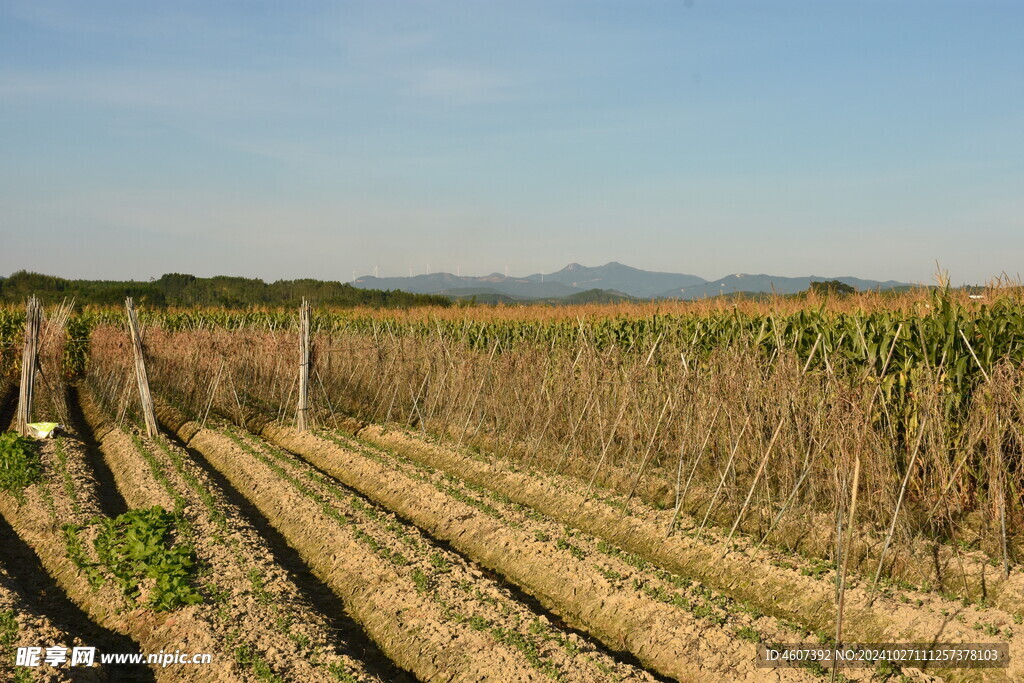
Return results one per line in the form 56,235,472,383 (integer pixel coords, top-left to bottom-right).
352,262,910,301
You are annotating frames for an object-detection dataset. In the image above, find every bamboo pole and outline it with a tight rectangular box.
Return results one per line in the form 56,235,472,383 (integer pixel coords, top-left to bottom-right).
456,339,501,448
125,297,159,438
581,397,630,504
721,414,786,550
696,416,750,538
618,395,673,520
999,465,1010,580
756,435,821,550
201,358,226,430
38,298,73,426
667,406,721,536
314,368,341,430
553,386,595,474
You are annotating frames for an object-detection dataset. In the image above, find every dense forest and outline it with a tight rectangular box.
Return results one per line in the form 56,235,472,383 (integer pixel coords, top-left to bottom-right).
0,271,450,308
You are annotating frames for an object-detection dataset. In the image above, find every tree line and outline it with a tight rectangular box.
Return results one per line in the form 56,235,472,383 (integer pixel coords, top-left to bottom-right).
0,271,450,309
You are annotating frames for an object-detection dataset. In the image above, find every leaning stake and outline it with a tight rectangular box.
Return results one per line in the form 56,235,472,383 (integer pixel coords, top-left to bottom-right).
125,297,159,438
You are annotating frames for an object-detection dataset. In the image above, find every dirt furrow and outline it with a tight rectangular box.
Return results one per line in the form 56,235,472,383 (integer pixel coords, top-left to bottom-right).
255,423,828,683
326,421,1024,682
161,430,414,682
219,425,662,683
77,390,388,682
156,403,641,683
65,386,130,518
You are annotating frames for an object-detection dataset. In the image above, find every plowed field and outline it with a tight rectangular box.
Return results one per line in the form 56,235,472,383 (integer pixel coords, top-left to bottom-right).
2,379,1018,682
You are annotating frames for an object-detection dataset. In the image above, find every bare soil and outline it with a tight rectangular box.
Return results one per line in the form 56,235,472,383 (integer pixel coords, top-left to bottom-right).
77,389,386,682
261,423,830,682
156,402,660,682
332,421,1024,682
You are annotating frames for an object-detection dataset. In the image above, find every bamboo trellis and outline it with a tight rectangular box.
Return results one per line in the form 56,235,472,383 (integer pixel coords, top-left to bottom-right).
14,297,42,436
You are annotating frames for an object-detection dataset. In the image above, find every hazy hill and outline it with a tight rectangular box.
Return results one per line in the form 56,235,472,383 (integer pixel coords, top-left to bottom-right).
523,262,706,298
561,288,635,304
354,263,908,300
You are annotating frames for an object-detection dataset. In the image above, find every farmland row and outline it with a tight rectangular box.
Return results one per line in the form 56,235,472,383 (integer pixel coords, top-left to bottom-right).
149,388,1023,681
8,380,827,681
0,378,402,681
328,420,1024,679
1,383,146,683
259,416,1024,681
152,399,660,682
74,389,396,682
251,419,822,681
6,349,750,679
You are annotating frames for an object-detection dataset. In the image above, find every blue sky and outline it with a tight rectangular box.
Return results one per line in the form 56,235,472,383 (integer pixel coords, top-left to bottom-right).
1,1,1021,285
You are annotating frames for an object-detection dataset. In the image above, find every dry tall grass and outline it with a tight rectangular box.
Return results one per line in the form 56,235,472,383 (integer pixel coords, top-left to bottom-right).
85,307,1023,598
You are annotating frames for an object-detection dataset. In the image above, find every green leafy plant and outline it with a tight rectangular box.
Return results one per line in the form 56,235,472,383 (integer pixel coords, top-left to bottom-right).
234,642,285,682
0,432,44,501
411,568,433,593
874,658,901,679
94,506,202,611
0,609,18,647
735,625,760,643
